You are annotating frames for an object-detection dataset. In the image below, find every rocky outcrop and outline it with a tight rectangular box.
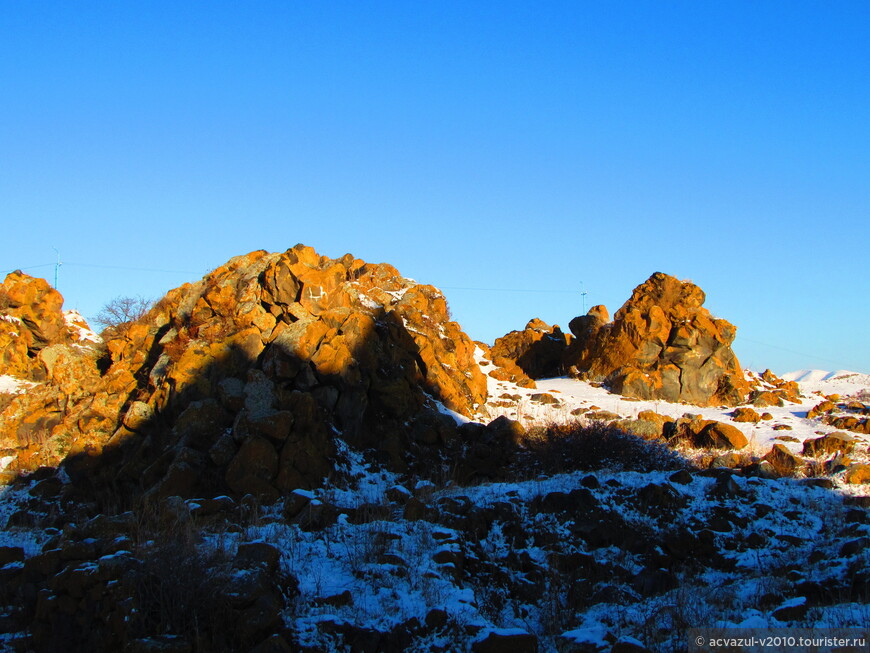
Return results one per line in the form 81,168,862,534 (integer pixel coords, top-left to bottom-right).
490,318,570,379
0,271,97,381
564,273,750,406
746,369,802,406
0,245,488,499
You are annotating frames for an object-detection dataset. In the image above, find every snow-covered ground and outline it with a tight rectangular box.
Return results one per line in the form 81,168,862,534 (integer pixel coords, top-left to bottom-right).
0,347,867,651
477,347,870,459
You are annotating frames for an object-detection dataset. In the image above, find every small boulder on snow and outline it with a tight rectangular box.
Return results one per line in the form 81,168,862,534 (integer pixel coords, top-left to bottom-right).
472,628,538,653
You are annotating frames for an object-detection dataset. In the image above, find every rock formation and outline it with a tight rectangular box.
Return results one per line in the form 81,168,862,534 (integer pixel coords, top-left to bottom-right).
490,318,571,379
0,245,488,499
0,271,95,381
564,272,750,406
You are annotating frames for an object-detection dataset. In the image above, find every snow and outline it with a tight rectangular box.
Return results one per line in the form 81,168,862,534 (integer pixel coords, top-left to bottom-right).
0,331,867,651
561,624,609,646
781,369,870,396
0,374,37,395
64,309,102,344
777,596,807,609
356,292,383,311
430,395,471,425
473,356,870,463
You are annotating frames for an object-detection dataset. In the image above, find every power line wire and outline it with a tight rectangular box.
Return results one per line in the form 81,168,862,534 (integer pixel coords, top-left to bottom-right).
64,262,200,275
736,336,851,369
440,286,578,294
3,262,200,276
1,263,55,274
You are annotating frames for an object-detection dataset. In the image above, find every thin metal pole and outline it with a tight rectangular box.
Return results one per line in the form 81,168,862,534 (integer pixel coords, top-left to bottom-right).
52,247,61,289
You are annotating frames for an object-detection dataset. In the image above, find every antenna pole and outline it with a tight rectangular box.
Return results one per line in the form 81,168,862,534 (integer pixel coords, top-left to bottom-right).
580,281,588,314
52,247,62,289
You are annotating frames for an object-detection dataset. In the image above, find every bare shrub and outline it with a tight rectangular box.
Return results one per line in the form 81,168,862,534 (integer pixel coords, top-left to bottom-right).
95,295,154,335
520,420,687,474
129,539,241,651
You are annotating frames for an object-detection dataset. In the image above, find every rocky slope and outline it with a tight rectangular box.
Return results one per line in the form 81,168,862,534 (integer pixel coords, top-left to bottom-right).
0,245,487,501
0,256,868,653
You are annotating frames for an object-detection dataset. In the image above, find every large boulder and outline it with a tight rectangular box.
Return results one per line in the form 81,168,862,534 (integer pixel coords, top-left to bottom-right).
0,245,488,501
490,318,570,379
564,273,749,406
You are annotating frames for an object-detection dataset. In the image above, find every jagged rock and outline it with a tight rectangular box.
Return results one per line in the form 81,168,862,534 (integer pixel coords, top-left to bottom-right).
563,273,749,406
491,318,570,379
0,245,488,501
748,369,802,405
801,432,856,457
762,444,805,477
843,464,870,484
807,401,836,419
751,390,784,407
731,407,761,423
477,340,536,388
0,272,70,378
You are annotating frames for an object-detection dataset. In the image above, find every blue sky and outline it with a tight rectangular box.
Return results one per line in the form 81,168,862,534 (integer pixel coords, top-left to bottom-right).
2,2,868,374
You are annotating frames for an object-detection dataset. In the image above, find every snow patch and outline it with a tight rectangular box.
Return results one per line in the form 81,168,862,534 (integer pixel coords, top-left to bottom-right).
0,375,37,395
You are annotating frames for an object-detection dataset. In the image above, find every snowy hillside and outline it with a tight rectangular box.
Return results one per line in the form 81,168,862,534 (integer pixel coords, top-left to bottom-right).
478,350,870,467
781,369,870,397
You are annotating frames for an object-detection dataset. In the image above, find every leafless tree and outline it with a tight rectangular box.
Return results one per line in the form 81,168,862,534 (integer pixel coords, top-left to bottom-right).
95,295,153,334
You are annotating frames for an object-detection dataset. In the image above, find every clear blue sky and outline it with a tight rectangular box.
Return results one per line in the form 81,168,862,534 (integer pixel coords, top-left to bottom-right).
2,2,868,374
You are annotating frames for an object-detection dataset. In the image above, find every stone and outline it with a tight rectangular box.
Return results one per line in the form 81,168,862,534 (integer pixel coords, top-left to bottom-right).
801,432,856,457
491,318,570,379
225,437,279,499
807,401,837,419
731,407,761,423
843,464,870,484
700,421,749,450
751,390,784,407
562,273,749,406
611,637,650,653
249,634,293,653
761,444,805,477
472,629,539,653
613,418,663,440
668,417,748,450
234,542,282,573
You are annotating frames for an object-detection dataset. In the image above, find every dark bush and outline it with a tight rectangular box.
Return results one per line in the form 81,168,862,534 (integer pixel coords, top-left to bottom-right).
518,420,687,475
